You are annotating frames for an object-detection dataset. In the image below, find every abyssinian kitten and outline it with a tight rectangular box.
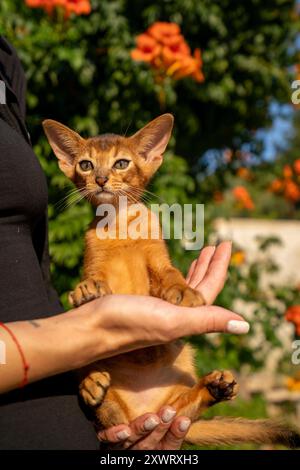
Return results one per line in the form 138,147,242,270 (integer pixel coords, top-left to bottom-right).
43,115,300,448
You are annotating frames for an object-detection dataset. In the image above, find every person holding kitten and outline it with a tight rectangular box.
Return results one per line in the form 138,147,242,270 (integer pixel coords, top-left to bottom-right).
0,36,249,450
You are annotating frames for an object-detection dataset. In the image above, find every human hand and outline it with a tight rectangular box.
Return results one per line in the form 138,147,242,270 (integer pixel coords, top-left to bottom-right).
186,241,232,305
77,272,249,363
98,406,190,450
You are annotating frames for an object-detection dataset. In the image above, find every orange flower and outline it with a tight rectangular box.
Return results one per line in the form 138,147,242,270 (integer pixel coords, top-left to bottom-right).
131,34,161,63
231,251,246,266
64,0,91,16
286,376,300,392
131,22,204,84
233,186,255,210
25,0,91,16
171,49,204,82
147,22,181,45
284,180,300,202
26,0,64,13
237,167,251,180
161,37,191,68
294,159,300,175
269,178,283,193
285,306,300,335
26,0,45,6
243,200,254,211
283,164,293,179
233,186,248,199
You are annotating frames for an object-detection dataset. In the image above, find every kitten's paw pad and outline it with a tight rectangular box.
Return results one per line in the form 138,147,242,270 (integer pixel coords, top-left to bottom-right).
69,279,112,307
80,371,111,407
162,284,205,307
204,370,238,402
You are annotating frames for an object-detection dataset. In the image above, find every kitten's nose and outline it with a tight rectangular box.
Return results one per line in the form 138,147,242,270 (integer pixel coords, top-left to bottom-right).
95,175,109,187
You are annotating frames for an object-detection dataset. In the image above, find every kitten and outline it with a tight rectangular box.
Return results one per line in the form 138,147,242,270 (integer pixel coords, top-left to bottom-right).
43,115,300,448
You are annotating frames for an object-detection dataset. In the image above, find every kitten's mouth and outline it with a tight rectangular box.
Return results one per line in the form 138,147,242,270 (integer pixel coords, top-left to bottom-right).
94,188,115,203
95,188,112,194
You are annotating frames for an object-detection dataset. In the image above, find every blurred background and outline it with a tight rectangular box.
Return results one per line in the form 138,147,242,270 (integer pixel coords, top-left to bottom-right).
1,0,300,449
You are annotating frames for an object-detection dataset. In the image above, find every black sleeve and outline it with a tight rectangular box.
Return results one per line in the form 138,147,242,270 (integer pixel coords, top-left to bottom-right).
0,36,26,119
0,36,63,315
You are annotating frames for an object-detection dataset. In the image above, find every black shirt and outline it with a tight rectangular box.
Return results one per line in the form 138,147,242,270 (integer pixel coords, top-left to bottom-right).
0,37,99,449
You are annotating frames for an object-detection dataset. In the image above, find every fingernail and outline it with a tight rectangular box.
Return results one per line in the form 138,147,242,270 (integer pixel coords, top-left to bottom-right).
144,416,160,431
227,320,250,334
161,408,176,423
116,430,130,440
178,418,191,432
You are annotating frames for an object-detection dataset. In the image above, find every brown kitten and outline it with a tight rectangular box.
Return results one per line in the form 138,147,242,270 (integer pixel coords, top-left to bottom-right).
43,115,300,448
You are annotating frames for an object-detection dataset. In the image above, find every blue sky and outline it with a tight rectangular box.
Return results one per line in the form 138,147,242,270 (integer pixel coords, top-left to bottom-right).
258,102,293,161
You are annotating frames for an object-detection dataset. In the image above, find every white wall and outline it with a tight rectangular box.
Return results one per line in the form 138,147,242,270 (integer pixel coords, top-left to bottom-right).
213,218,300,285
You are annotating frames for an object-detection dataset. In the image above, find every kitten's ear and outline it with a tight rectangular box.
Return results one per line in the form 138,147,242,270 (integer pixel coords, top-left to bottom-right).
42,119,85,179
129,114,174,166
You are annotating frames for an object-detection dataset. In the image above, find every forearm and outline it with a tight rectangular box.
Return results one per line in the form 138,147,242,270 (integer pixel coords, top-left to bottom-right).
0,292,249,395
0,304,101,394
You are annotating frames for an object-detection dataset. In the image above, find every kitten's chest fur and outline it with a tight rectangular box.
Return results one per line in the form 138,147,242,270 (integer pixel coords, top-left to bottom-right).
97,246,150,295
84,225,158,296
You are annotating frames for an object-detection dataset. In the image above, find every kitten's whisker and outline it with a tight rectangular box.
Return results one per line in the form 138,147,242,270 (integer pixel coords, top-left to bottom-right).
125,185,165,203
64,194,89,210
59,188,91,211
139,189,165,202
55,187,86,208
57,186,86,199
114,186,153,205
124,189,152,205
117,189,139,205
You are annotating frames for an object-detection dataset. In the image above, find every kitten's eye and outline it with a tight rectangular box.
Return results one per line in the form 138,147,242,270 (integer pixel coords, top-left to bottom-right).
79,160,94,171
113,159,130,170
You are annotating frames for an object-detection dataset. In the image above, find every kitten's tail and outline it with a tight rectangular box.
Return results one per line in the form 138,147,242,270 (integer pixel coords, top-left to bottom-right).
185,417,300,448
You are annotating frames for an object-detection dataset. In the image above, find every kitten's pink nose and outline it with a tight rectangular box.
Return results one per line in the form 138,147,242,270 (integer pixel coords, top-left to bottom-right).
96,175,109,187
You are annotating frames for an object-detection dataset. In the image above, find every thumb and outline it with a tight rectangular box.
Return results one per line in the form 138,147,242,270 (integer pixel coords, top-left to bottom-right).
166,305,250,337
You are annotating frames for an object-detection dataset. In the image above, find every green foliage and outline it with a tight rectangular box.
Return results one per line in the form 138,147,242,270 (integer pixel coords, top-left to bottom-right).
1,0,298,299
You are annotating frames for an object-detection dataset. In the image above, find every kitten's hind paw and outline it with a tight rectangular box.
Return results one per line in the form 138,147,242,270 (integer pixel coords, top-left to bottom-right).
204,370,239,403
69,278,112,307
80,371,111,408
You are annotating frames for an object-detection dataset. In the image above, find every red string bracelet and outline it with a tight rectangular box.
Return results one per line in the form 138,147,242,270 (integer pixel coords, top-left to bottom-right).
0,322,29,388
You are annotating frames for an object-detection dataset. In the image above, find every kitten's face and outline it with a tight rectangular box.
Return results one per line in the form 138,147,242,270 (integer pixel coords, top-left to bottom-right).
43,114,174,207
71,135,153,206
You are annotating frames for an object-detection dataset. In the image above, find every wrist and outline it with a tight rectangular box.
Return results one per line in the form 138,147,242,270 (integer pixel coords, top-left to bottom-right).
7,305,102,384
42,303,104,371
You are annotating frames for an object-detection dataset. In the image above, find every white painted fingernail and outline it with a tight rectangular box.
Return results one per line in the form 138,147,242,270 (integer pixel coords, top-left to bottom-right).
227,320,250,334
144,416,160,431
179,419,191,432
161,408,176,423
116,430,130,440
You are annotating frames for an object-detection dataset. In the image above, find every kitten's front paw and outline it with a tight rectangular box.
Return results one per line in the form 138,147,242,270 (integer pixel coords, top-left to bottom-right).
80,371,111,407
69,278,112,307
162,284,205,307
